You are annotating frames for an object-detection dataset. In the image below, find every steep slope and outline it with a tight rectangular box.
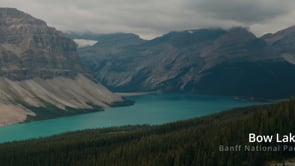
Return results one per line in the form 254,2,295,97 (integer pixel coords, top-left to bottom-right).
262,26,295,64
262,26,295,50
186,27,295,98
0,8,126,126
77,27,295,99
77,29,226,91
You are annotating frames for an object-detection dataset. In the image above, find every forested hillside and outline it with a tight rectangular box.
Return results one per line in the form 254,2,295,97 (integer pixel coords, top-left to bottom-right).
1,99,295,165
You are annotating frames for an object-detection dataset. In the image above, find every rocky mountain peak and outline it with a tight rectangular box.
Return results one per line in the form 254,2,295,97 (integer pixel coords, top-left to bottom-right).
0,8,126,126
200,27,264,62
0,8,83,80
262,26,295,44
0,8,46,27
262,25,295,53
214,27,256,45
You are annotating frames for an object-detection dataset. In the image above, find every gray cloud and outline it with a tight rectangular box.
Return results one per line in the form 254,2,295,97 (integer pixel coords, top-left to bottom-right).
190,0,292,23
1,0,294,39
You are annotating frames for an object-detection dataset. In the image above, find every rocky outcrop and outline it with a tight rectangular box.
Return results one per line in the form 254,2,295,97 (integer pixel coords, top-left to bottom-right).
0,8,127,126
77,26,295,99
262,26,295,64
0,8,85,80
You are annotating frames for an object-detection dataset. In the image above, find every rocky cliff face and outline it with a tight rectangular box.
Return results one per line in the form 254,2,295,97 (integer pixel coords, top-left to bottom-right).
0,8,85,80
77,26,295,99
262,26,295,64
0,8,126,126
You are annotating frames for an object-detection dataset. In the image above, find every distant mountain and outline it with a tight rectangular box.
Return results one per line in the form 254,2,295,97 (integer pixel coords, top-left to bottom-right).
67,32,145,48
76,26,295,99
0,8,128,126
262,26,295,62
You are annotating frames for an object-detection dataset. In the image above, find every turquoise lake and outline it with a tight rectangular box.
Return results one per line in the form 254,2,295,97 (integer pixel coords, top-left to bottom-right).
0,94,266,143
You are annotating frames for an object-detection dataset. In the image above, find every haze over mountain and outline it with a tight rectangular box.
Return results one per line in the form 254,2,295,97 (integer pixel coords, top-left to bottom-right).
0,8,126,126
73,26,295,99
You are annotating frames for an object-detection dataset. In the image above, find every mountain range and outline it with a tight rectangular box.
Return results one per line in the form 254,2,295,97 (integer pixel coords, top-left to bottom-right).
1,7,295,126
72,26,295,99
0,8,128,126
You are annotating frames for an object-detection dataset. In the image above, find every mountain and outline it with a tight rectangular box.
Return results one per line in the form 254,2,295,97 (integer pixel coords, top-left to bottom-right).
262,26,295,51
0,8,127,126
76,27,295,99
262,26,295,63
68,32,145,46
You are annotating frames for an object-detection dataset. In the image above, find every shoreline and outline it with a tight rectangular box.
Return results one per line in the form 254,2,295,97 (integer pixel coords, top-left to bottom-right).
115,91,157,97
116,91,289,103
232,96,290,103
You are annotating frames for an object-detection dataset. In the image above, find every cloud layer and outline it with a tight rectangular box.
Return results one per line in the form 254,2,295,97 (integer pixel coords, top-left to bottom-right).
1,0,294,39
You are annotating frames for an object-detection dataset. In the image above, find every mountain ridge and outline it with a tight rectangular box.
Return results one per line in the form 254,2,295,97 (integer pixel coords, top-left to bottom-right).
75,26,295,99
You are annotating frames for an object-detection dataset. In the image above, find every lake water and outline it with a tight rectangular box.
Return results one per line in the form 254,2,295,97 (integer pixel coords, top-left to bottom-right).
0,94,265,143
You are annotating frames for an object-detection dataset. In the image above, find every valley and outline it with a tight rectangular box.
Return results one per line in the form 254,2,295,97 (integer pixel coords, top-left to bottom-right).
0,6,295,166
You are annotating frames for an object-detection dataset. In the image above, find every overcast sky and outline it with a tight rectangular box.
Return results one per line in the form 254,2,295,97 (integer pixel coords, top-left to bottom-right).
1,0,295,39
